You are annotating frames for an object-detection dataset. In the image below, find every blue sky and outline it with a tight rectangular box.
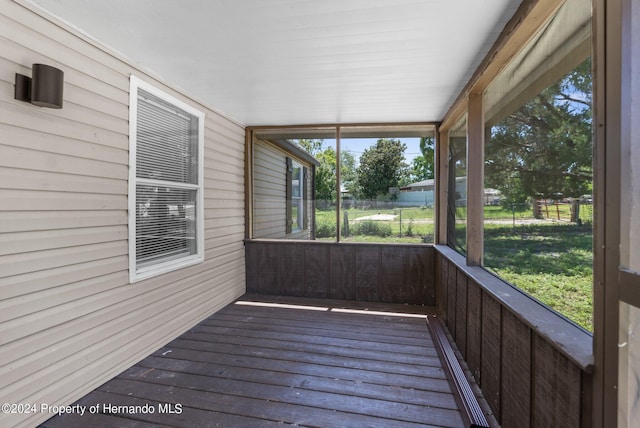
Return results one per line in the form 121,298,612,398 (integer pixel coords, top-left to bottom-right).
325,137,423,164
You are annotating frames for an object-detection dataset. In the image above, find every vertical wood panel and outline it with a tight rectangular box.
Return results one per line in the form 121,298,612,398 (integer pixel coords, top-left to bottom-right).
278,243,304,296
438,254,449,319
380,246,409,302
481,293,502,420
329,244,355,300
501,310,532,428
533,335,581,428
581,370,593,428
466,279,482,382
355,246,380,301
245,242,437,305
447,262,458,336
245,242,258,293
408,247,427,304
256,242,280,295
422,247,436,306
455,270,468,357
304,244,330,298
436,129,450,245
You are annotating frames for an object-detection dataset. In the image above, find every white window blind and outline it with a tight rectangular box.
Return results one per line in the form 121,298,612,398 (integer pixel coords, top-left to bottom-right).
128,77,204,282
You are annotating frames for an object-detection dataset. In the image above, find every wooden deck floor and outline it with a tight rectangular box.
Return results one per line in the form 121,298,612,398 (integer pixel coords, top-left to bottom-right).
41,295,468,428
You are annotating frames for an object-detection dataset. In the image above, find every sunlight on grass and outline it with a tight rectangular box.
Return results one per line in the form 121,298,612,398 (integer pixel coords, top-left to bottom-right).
484,223,593,331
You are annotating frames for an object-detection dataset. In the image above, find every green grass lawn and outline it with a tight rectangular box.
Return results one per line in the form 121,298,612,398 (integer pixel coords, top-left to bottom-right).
484,223,593,331
316,207,435,242
314,206,594,331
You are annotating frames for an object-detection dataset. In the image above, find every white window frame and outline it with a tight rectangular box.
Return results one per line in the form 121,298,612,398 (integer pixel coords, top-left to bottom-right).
128,75,205,283
291,160,304,232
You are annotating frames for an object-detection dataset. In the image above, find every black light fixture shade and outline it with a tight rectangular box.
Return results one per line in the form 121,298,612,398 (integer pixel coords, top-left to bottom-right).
31,64,64,108
14,64,64,109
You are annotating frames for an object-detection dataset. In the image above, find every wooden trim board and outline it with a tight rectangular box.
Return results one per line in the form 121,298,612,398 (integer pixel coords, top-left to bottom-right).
427,315,490,428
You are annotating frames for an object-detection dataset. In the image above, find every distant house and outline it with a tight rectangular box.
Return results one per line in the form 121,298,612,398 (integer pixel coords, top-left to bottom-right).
401,178,437,192
400,177,501,207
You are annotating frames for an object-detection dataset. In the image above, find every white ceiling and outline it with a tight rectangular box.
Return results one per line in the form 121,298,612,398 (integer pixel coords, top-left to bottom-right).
28,0,523,126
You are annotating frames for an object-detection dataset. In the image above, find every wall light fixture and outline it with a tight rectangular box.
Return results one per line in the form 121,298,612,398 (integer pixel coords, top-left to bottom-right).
14,64,64,109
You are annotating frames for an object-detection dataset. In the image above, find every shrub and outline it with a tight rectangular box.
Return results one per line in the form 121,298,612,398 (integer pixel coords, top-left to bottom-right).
352,220,392,237
316,221,336,238
406,220,414,237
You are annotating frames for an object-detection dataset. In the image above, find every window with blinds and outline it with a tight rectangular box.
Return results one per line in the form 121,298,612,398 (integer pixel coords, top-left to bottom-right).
128,76,205,282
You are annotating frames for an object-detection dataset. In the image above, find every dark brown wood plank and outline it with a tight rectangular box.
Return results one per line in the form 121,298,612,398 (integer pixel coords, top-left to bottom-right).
406,247,424,304
244,241,259,293
105,372,464,427
329,244,355,300
182,328,436,362
501,309,532,428
380,246,409,302
303,243,330,298
100,378,448,428
447,261,458,338
174,326,446,379
132,356,460,409
254,242,280,294
466,279,482,382
355,245,380,301
481,293,502,420
190,324,436,357
202,315,433,347
438,253,449,318
151,347,452,393
455,270,468,358
533,335,581,428
423,246,436,306
278,243,304,295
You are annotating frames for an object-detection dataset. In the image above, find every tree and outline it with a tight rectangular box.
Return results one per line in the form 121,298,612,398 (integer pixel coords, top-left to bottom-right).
356,139,409,200
295,140,356,207
485,58,592,201
296,139,323,156
411,137,435,181
295,139,333,207
314,148,337,203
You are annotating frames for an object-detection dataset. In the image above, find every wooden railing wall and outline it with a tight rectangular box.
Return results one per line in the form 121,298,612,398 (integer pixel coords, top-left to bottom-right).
245,240,435,305
436,246,593,428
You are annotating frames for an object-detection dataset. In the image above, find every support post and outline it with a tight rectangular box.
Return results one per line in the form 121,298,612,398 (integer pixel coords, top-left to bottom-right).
466,93,484,266
436,128,449,245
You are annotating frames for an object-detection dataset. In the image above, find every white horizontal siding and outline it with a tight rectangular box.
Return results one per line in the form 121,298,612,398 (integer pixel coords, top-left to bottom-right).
253,140,287,238
252,139,313,240
0,2,246,427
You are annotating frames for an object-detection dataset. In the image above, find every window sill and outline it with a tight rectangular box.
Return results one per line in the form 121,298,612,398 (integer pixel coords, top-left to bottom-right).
435,245,593,372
